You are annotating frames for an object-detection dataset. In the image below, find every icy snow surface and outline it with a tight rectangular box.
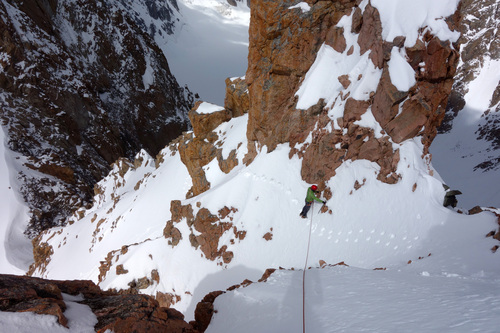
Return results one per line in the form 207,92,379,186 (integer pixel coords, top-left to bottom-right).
295,41,382,111
295,10,383,112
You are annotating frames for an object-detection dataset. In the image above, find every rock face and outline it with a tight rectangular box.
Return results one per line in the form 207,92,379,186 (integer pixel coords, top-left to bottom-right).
0,274,199,332
244,0,460,189
440,0,500,170
225,77,250,117
178,91,248,198
192,290,225,332
164,200,242,264
0,0,194,235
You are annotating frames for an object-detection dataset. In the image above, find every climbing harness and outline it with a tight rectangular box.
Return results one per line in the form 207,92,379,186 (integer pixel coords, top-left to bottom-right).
302,202,315,333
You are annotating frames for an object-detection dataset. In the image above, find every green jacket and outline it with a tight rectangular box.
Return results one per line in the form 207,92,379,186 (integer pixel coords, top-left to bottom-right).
305,187,323,203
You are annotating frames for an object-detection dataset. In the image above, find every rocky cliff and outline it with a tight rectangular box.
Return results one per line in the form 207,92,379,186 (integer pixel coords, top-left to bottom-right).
441,0,499,168
244,0,459,191
0,0,194,235
166,0,461,200
164,0,461,202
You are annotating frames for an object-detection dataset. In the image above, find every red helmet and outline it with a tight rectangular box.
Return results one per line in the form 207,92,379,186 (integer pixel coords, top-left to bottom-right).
311,185,318,191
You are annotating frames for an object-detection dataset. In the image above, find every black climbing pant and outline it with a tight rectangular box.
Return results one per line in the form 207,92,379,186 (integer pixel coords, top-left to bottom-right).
300,200,312,217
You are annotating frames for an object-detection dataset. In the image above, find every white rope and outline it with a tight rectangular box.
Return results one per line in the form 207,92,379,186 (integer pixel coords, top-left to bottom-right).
302,202,315,333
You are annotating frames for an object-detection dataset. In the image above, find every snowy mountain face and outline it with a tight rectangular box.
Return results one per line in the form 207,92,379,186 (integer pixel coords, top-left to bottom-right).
0,0,194,240
163,0,250,105
26,0,500,331
431,0,500,208
0,0,498,331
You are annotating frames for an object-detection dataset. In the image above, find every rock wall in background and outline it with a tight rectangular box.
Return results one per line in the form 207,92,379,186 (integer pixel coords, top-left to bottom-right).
0,0,194,234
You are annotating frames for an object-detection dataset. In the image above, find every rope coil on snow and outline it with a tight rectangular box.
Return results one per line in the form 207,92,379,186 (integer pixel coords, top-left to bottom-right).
302,202,315,333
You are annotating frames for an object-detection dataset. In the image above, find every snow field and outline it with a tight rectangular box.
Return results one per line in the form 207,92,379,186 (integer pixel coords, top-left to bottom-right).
207,266,500,333
36,149,192,281
0,126,32,274
35,111,500,323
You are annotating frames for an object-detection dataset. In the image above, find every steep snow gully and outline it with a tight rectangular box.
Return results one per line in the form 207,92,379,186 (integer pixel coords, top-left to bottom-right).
2,0,500,332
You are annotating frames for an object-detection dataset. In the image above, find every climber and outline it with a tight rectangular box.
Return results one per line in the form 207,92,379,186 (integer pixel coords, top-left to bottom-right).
299,185,326,219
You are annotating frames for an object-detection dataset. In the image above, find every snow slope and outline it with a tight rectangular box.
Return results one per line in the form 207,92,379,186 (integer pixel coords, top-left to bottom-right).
431,57,500,209
33,117,500,323
24,0,500,331
208,264,500,333
0,0,196,276
163,0,250,104
0,126,31,274
105,0,250,104
0,0,249,276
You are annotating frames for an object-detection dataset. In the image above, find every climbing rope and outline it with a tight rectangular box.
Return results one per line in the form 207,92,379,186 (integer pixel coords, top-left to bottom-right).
302,202,315,333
